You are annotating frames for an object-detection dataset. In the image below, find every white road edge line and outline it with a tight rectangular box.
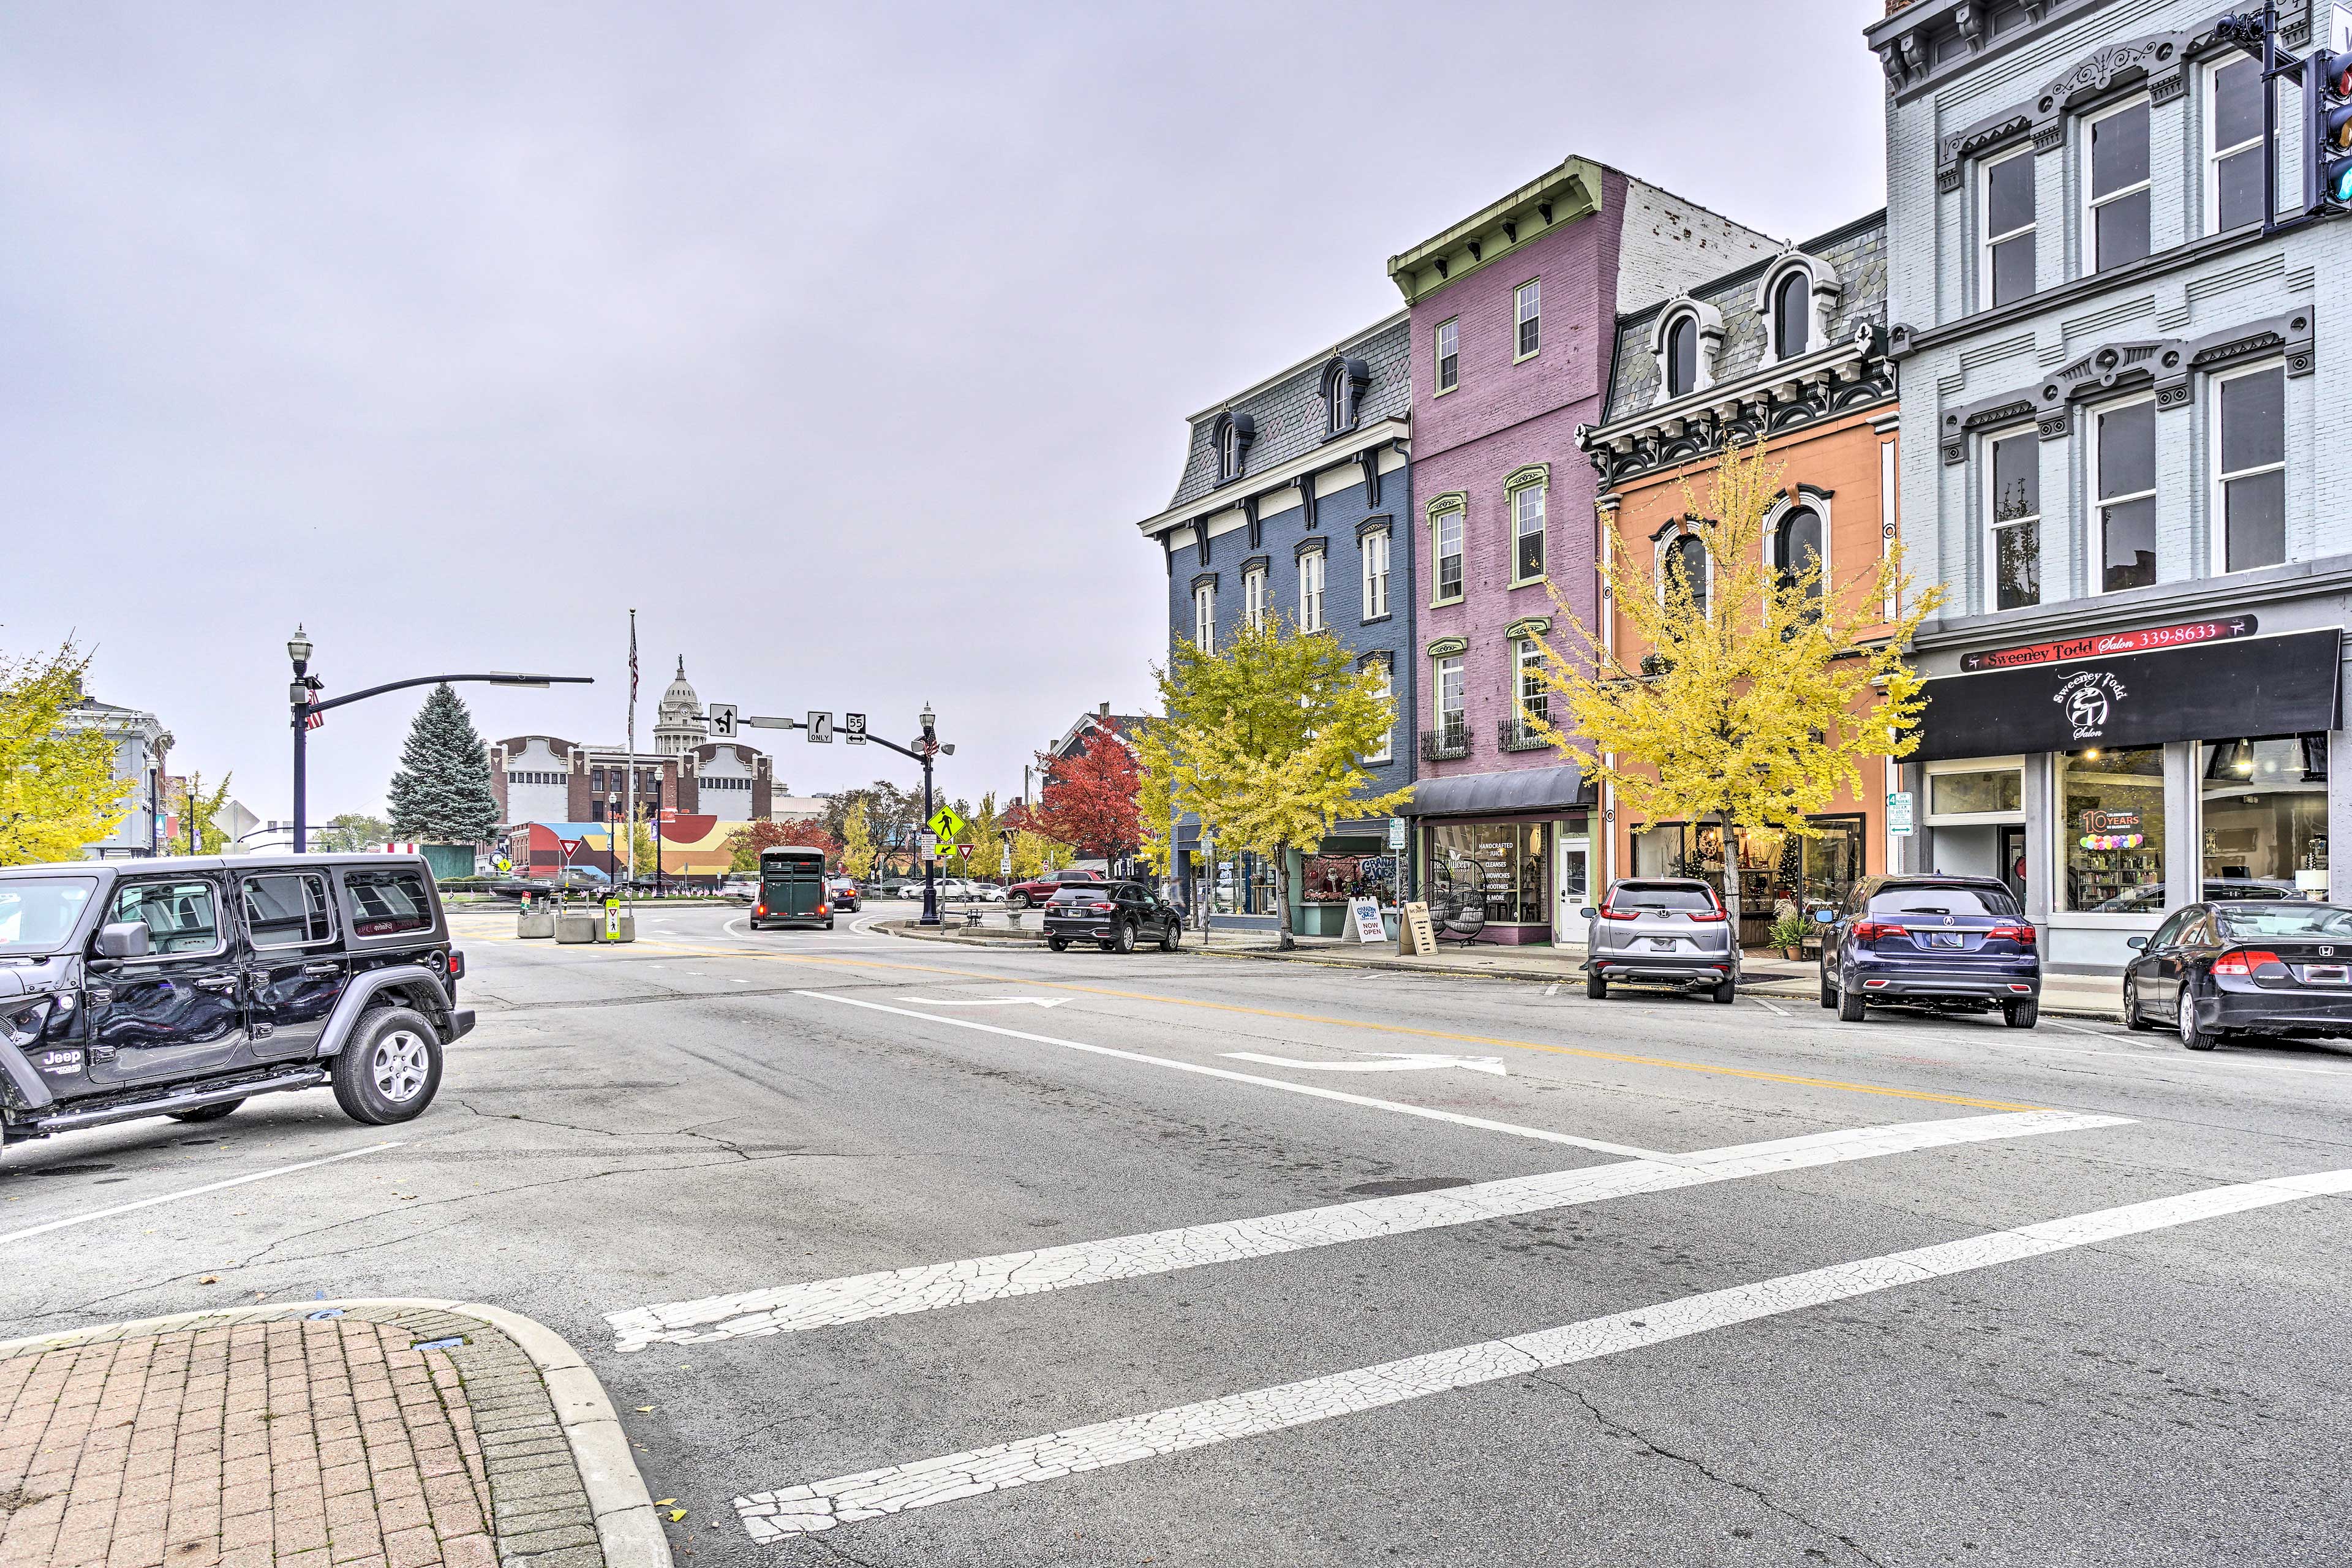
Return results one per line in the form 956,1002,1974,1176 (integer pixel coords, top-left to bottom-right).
0,1142,404,1247
607,1108,2124,1351
1754,998,1790,1017
735,1165,2352,1539
791,989,1665,1159
2040,1017,2118,1038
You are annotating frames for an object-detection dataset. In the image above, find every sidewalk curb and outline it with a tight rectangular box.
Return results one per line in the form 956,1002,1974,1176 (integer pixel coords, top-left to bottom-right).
0,1297,672,1568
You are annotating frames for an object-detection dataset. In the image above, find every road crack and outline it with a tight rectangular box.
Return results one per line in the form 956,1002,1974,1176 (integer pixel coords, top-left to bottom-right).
1544,1379,1887,1566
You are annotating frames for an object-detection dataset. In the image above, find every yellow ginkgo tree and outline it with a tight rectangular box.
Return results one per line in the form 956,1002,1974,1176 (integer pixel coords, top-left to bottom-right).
1528,437,1941,929
0,641,132,866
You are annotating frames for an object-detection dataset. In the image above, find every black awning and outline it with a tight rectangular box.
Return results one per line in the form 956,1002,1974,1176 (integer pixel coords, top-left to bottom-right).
1406,762,1594,817
1913,628,2342,763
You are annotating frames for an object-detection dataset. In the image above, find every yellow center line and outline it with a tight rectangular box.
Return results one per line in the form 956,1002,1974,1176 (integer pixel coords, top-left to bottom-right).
545,937,2051,1115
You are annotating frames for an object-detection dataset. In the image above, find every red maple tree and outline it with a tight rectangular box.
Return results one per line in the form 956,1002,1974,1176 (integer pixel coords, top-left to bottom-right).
1036,730,1140,862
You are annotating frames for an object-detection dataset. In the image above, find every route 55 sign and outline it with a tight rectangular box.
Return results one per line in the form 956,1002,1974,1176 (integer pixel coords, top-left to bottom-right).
707,703,739,739
844,712,867,744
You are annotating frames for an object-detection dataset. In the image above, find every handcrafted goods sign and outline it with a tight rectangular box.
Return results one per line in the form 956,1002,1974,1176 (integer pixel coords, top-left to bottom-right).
1913,629,2341,763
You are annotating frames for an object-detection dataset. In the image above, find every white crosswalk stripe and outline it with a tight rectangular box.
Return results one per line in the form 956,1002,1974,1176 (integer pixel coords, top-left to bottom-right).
607,1110,2122,1351
734,1167,2352,1539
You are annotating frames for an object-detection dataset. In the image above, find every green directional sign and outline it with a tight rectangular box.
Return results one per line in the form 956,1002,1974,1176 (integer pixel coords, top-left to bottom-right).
927,805,967,843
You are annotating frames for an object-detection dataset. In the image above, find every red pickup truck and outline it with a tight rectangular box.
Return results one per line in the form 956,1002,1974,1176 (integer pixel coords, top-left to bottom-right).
1007,868,1108,908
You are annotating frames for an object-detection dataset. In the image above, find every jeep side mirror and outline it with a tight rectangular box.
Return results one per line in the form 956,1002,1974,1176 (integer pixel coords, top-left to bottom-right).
95,921,151,960
1814,909,1836,924
2126,936,2147,949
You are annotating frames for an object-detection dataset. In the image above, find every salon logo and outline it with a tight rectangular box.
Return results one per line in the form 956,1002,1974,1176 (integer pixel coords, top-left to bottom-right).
2053,669,2127,739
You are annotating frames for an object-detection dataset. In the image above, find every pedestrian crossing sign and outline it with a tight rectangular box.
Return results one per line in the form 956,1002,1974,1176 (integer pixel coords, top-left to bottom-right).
927,805,967,842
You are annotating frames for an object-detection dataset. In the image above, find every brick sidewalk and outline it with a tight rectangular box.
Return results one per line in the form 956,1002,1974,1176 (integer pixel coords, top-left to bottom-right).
0,1309,606,1568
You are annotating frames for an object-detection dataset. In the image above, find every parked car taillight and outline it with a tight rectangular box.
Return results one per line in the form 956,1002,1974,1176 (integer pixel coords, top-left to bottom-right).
1850,920,1903,941
1985,924,2036,946
1090,902,1115,912
1597,905,1639,920
755,904,766,917
2212,948,2285,976
1686,907,1727,923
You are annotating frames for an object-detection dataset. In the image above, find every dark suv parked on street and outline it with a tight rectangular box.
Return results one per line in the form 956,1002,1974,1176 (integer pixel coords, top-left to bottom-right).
1043,883,1182,954
1817,875,2040,1028
0,853,475,1152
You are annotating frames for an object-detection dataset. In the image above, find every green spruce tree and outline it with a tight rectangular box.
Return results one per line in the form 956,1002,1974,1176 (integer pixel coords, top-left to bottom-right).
386,684,500,844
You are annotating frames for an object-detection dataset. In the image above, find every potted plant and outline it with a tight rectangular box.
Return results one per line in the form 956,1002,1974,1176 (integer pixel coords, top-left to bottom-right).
1768,910,1811,962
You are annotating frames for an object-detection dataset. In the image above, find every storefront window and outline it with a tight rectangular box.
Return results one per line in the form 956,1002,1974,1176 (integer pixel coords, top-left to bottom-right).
2060,745,2168,912
1929,767,2023,816
2200,734,2328,895
1428,823,1548,924
1300,851,1398,907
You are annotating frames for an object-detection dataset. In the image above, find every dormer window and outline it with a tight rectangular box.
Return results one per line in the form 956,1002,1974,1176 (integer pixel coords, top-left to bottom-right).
1773,272,1810,358
1665,315,1698,398
1210,412,1255,484
1321,356,1370,435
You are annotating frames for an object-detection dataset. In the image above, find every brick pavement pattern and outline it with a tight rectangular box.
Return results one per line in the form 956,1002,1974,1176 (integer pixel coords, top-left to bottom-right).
0,1310,598,1568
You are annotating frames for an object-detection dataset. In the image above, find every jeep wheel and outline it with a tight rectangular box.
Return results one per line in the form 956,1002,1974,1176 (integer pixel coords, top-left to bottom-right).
333,1006,443,1126
170,1099,243,1124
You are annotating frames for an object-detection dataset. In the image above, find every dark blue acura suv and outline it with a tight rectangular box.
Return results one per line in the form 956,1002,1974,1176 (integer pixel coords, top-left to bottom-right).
1818,875,2041,1029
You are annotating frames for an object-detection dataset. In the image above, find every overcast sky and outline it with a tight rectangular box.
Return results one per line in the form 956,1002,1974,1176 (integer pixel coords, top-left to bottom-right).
1,1,1886,830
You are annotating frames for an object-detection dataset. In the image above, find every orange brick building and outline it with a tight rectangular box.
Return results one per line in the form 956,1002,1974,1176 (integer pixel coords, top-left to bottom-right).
1575,211,1904,947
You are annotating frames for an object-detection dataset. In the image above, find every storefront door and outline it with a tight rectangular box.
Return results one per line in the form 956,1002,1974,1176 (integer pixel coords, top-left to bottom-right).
1555,835,1589,935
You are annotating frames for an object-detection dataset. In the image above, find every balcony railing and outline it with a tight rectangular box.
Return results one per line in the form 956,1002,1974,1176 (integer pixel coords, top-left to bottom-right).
1419,725,1469,762
1497,714,1551,753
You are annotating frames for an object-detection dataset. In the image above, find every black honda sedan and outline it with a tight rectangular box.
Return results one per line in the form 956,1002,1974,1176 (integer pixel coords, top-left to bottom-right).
2124,900,2352,1050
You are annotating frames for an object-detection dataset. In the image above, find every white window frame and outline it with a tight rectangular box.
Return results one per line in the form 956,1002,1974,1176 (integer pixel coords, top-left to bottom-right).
1362,530,1390,621
2204,51,2267,236
1434,655,1465,749
1193,582,1216,653
1363,658,1394,764
1983,424,2043,613
1978,148,2037,310
1509,478,1546,585
1922,756,2029,826
2209,360,2288,577
1513,279,1540,361
1514,638,1548,731
2089,393,2157,595
1431,506,1465,605
1242,565,1267,631
1658,526,1712,617
1771,268,1811,360
1662,314,1699,399
2083,94,2152,274
1298,550,1326,633
1434,317,1459,394
1217,423,1238,481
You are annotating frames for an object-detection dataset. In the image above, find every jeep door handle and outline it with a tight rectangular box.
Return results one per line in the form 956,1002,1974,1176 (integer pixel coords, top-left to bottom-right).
194,977,239,993
301,963,342,976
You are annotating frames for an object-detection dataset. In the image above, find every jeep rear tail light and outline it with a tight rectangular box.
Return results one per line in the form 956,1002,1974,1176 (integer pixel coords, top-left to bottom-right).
2212,949,2284,976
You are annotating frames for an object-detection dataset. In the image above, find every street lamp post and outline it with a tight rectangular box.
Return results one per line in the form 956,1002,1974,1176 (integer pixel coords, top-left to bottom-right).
285,626,592,853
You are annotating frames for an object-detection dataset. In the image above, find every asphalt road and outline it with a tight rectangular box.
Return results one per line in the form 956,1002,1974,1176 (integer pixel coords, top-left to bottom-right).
7,899,2352,1567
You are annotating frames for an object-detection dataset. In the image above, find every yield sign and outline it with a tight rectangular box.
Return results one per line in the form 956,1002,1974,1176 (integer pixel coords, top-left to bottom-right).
927,804,967,842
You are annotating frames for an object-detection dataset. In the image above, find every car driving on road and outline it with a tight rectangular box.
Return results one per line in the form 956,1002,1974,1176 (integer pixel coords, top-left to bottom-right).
1818,875,2040,1028
0,853,473,1152
827,875,861,913
1043,882,1182,954
1579,878,1738,1003
1008,869,1108,909
2124,899,2352,1049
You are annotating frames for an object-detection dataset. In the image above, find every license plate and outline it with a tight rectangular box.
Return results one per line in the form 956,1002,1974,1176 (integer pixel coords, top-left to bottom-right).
1924,932,1963,949
2304,964,2349,985
1649,938,1677,951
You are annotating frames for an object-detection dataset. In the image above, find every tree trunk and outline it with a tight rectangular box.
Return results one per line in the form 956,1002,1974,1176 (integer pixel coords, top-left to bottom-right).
1274,842,1297,950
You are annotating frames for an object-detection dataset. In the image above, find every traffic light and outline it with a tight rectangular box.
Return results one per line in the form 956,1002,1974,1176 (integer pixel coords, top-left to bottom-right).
2305,46,2352,211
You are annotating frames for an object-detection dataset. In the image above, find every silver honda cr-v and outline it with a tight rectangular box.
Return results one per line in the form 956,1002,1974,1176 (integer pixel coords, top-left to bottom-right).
1579,877,1738,1003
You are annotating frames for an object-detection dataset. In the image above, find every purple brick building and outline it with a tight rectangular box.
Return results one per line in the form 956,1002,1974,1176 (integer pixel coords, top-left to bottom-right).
1389,157,1775,943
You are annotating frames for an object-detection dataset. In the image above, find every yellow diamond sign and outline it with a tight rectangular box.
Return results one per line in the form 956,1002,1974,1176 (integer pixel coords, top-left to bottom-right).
927,805,967,843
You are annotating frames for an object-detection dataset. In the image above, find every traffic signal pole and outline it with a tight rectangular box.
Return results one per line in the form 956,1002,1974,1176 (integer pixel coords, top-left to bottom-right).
723,705,948,927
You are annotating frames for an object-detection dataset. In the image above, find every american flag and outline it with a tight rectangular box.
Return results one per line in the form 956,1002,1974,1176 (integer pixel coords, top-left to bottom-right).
628,618,638,705
304,706,324,731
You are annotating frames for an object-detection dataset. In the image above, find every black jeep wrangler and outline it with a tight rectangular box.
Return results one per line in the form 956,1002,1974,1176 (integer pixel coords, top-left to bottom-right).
0,853,474,1150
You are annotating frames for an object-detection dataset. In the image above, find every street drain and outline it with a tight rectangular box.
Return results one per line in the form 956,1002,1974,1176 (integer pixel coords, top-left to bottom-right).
1344,1177,1472,1197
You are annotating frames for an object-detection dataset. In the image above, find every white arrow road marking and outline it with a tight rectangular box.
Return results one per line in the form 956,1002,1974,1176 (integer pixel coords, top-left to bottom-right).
1222,1050,1506,1076
795,989,1662,1158
896,997,1070,1009
734,1165,2352,1539
0,1142,403,1248
606,1109,2123,1351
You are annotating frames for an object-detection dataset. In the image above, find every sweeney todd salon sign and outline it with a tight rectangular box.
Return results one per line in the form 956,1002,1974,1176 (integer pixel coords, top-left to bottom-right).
1912,628,2342,764
1958,614,2258,672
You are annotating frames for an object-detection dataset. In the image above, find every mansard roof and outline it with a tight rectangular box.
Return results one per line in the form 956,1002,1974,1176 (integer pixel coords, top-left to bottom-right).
1164,313,1410,511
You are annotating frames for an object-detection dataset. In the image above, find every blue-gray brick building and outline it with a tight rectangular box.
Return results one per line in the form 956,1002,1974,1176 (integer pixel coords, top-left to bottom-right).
1133,312,1415,935
1869,0,2352,975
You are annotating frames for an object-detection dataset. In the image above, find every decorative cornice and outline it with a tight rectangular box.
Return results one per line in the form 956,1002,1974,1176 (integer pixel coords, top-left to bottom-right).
1292,535,1328,559
1355,513,1393,538
1136,417,1408,539
1189,571,1218,592
1502,462,1550,491
1424,490,1468,520
1425,636,1469,657
1385,157,1606,306
1503,616,1553,641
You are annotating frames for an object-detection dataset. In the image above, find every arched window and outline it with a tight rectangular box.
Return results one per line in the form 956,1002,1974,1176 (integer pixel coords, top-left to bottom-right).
1210,412,1254,483
1665,315,1698,399
1773,507,1823,598
1773,271,1811,359
1329,374,1353,433
1665,531,1709,617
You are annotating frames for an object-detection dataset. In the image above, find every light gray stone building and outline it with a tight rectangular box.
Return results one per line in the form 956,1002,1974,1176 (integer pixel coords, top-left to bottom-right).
1869,0,2352,973
59,690,171,858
